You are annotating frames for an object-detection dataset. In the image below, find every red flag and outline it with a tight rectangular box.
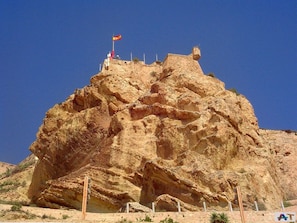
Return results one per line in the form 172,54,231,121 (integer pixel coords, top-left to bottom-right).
112,34,122,41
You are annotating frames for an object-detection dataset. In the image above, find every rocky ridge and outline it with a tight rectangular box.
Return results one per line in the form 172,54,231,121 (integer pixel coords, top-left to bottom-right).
27,49,296,212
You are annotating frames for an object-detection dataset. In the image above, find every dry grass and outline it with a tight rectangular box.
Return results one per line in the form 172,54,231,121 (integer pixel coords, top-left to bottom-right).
0,203,296,223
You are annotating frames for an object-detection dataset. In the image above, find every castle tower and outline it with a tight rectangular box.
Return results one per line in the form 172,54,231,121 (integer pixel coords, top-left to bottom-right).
192,46,201,60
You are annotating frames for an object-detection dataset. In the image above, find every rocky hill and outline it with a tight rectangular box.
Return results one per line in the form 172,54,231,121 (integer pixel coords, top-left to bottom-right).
0,155,36,204
0,162,15,176
3,48,295,213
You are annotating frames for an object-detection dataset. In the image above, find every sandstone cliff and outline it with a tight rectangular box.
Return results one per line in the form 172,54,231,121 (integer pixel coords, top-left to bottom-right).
27,50,295,212
260,129,297,200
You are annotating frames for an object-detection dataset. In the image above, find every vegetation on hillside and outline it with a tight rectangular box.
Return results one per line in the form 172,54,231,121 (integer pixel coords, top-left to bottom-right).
210,212,230,223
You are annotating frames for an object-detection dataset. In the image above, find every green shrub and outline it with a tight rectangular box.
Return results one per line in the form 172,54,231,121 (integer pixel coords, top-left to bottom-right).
150,71,157,77
283,200,293,207
4,168,13,177
137,214,153,222
207,73,216,78
11,159,35,175
41,214,56,219
23,210,37,219
257,201,267,211
160,217,179,223
210,212,229,223
116,218,133,223
0,199,28,206
239,168,246,174
144,215,153,222
228,88,240,96
0,180,21,192
133,57,140,63
62,214,70,219
41,214,47,219
21,181,26,187
11,203,22,212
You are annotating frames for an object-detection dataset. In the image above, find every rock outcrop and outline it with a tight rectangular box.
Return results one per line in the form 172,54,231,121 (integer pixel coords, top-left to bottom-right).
28,49,295,212
260,129,297,200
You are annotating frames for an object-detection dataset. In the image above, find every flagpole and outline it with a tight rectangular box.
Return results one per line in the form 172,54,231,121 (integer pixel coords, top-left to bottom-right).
112,39,114,52
111,34,122,59
111,34,114,59
112,35,115,59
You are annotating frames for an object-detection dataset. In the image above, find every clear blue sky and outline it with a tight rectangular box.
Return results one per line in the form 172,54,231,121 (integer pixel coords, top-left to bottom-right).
1,1,296,164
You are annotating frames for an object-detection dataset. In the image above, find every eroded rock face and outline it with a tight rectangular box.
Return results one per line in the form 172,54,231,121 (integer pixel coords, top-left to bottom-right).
260,129,297,200
28,52,292,212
